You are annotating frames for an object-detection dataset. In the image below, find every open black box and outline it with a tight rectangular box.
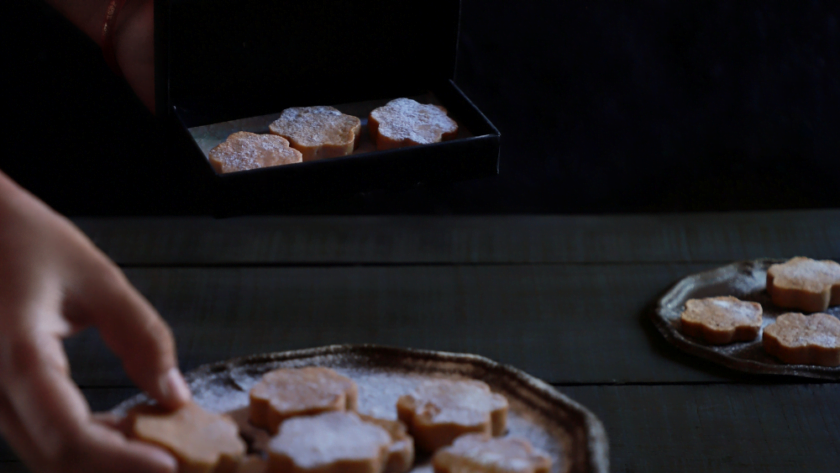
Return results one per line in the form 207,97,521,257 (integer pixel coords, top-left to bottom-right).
155,0,500,215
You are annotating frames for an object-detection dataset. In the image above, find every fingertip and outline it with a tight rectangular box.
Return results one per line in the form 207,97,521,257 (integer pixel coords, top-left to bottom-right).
158,367,191,409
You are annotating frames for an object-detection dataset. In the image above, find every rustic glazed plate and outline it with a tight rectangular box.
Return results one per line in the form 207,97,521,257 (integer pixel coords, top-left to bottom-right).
653,259,840,380
112,345,608,473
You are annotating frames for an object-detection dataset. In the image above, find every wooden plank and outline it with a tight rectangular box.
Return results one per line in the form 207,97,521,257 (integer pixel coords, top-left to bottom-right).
64,263,751,387
73,210,840,265
562,383,840,473
4,384,839,472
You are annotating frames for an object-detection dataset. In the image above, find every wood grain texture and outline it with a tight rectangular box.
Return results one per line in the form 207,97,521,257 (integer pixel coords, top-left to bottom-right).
4,384,839,472
563,383,840,473
64,263,753,387
8,213,834,471
73,210,840,265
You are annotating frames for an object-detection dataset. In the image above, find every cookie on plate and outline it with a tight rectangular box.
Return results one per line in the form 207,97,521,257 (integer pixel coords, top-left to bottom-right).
209,132,302,174
269,106,361,162
763,312,840,367
267,411,409,473
432,434,552,473
767,257,840,313
128,403,246,473
368,98,459,151
358,415,415,473
235,455,268,473
679,296,763,344
249,367,358,434
397,379,508,452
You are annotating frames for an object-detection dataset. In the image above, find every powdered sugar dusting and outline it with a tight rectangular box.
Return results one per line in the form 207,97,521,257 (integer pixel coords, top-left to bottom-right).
371,98,458,147
766,313,840,348
208,132,302,174
683,296,762,329
709,299,761,324
769,257,840,293
435,434,552,473
269,411,391,468
399,379,507,426
269,106,361,150
112,348,605,473
655,258,840,377
251,367,355,414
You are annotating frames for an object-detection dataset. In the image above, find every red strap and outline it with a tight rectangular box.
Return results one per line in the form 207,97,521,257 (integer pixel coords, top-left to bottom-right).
101,0,128,76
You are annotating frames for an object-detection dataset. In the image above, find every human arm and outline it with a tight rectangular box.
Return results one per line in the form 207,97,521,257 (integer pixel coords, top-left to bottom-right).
44,0,155,112
0,170,189,472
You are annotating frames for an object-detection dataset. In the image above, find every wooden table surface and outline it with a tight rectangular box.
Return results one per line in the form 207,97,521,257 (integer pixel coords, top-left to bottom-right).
3,210,839,472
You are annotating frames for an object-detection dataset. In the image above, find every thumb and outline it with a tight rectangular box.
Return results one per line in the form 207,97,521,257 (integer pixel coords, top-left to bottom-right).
69,262,191,409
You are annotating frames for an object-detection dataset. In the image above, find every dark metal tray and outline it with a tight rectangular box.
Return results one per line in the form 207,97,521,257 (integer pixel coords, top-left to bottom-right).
113,345,608,473
652,259,840,380
188,92,475,174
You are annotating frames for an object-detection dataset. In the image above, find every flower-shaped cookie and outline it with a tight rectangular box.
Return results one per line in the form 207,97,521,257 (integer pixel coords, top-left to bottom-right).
368,98,459,151
432,434,552,473
269,106,361,162
679,296,763,344
249,367,358,434
129,403,246,473
767,257,840,313
267,411,408,473
235,455,268,473
358,415,415,473
763,313,840,366
397,379,508,452
209,131,302,174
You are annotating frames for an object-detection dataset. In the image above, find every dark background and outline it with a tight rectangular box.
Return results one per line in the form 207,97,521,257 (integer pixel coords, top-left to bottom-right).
3,0,840,216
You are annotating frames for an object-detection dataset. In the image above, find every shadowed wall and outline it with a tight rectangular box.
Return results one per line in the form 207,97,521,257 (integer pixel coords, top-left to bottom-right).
3,0,839,215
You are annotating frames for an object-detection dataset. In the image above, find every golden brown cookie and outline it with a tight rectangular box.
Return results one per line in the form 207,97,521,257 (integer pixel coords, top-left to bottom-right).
266,411,394,473
209,132,302,174
679,296,763,344
236,455,268,473
368,98,459,151
227,407,273,457
358,415,415,473
128,403,246,473
432,434,552,473
767,257,840,313
763,312,840,366
269,106,361,162
249,367,358,434
397,379,508,452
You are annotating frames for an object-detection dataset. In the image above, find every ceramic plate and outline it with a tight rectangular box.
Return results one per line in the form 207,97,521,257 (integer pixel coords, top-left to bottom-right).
652,259,840,380
113,345,608,473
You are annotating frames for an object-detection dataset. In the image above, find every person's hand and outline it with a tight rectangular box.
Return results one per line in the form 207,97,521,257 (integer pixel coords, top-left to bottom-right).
114,0,155,113
0,171,190,473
